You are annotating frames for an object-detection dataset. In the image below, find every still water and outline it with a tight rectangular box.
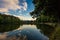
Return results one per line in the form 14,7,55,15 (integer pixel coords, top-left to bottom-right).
0,25,49,40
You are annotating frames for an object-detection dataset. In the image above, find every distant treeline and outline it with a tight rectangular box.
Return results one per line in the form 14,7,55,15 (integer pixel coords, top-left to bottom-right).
0,13,22,25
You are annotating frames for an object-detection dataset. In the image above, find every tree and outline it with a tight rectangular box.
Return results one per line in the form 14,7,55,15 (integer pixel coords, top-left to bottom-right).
30,0,60,22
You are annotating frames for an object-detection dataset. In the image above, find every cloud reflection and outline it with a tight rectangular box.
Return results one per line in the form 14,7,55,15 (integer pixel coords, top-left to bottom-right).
0,25,49,40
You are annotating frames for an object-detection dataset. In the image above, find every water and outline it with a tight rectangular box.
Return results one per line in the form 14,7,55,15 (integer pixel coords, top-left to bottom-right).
0,24,49,40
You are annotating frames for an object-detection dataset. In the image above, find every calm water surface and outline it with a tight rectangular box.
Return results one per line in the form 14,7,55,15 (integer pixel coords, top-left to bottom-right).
0,25,49,40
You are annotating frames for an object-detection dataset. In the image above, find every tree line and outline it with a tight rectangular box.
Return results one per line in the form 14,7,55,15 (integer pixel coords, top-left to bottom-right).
0,13,22,25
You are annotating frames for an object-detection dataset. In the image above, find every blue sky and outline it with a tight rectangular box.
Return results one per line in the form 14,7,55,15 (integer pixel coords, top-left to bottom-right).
0,0,35,20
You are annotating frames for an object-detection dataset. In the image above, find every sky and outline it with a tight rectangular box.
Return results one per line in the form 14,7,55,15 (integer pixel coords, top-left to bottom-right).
0,0,35,20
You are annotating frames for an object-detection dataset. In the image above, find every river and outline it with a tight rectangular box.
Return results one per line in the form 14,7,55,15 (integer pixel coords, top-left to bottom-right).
0,24,49,40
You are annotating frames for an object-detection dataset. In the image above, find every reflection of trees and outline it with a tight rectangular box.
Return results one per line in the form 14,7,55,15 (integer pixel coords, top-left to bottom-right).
0,13,23,32
30,0,60,40
7,35,27,40
0,24,21,32
36,24,55,37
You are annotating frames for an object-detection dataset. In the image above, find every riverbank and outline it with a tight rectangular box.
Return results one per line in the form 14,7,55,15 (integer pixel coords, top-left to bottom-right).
50,23,60,40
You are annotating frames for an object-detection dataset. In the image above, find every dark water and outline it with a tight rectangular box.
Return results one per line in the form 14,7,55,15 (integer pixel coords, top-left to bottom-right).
0,24,49,40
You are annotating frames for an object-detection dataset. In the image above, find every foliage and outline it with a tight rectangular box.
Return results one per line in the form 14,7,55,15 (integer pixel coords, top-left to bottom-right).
0,13,22,25
0,24,20,32
30,0,60,40
36,24,55,37
0,13,23,32
49,23,60,40
30,0,60,22
36,14,57,23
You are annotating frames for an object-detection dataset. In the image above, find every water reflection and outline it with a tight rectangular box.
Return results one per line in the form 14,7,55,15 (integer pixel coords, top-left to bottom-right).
0,25,49,40
0,24,21,32
36,24,55,37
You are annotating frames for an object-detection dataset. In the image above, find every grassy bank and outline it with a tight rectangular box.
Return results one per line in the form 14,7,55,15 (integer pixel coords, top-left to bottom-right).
50,23,60,40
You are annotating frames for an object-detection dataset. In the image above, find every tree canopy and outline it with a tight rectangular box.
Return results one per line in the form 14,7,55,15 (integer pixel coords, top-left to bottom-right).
30,0,60,22
0,13,22,24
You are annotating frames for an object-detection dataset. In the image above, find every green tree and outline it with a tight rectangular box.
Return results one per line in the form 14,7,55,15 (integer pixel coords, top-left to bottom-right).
30,0,60,22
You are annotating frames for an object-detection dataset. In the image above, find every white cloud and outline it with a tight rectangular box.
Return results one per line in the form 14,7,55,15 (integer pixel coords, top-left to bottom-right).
0,0,34,20
0,0,27,12
16,16,36,20
22,2,27,10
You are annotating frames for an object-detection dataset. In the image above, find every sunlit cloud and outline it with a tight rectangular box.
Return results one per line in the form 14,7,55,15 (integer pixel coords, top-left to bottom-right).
22,2,27,10
16,16,36,20
0,0,35,20
0,0,27,12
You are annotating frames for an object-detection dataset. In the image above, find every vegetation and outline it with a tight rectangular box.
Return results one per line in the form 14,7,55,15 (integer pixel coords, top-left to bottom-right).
0,13,22,32
36,14,57,23
0,24,21,32
30,0,60,22
0,13,22,25
36,24,55,37
30,0,60,40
